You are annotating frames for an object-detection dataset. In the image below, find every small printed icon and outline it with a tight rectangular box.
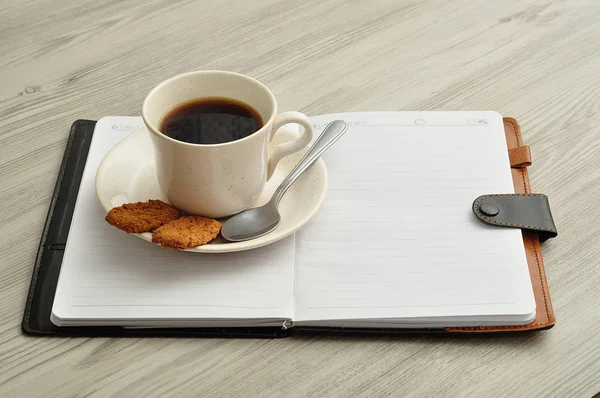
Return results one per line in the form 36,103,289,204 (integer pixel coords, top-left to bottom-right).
111,125,142,131
414,119,426,125
468,119,487,125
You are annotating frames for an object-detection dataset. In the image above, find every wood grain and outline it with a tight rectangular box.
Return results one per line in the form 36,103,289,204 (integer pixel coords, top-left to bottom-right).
1,0,600,396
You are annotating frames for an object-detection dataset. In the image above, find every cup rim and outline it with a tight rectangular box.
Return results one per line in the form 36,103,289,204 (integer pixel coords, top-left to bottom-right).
142,70,277,148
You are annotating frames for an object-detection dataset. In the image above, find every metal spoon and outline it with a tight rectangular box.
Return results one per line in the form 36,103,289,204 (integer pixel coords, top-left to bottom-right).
221,120,348,242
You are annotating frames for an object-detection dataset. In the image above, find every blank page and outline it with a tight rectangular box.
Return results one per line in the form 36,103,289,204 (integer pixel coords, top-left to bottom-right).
293,112,535,326
52,117,294,327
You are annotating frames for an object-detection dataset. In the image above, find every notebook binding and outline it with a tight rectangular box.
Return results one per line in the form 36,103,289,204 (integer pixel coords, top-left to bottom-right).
282,320,293,330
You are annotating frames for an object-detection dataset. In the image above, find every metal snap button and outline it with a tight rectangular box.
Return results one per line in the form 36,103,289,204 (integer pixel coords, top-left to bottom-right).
479,203,499,216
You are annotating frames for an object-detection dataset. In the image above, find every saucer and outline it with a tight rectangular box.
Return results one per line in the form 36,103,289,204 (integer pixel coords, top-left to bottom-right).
95,127,327,253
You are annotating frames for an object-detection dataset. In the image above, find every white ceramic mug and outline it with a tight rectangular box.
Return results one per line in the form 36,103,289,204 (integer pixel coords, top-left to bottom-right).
142,70,313,218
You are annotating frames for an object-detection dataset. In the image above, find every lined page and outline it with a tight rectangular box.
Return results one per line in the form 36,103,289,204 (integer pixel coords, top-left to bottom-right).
293,112,535,324
52,117,294,326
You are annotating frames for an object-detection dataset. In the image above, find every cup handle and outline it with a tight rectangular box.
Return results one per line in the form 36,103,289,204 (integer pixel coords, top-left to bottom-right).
267,111,314,180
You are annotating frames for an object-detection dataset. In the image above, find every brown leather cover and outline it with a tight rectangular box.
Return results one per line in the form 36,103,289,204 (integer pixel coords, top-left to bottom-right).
446,118,556,333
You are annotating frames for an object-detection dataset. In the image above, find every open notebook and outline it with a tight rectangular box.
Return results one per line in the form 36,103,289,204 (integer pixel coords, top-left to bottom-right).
51,112,536,329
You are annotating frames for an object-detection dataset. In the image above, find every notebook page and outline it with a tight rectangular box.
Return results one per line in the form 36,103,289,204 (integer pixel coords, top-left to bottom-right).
52,117,294,326
293,112,535,325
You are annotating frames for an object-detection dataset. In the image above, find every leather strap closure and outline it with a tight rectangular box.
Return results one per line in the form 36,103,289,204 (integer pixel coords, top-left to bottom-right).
472,194,557,241
508,146,532,168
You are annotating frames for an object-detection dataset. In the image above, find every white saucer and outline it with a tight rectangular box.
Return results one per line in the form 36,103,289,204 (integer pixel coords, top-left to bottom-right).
95,127,327,253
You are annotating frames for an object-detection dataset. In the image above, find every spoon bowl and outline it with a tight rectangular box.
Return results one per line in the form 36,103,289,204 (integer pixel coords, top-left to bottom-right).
221,199,281,242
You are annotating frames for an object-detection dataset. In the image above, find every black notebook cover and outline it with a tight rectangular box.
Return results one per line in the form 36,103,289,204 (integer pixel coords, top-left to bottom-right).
23,120,547,338
22,120,287,338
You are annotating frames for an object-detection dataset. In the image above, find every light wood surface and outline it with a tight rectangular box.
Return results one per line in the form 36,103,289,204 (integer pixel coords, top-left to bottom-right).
1,0,599,396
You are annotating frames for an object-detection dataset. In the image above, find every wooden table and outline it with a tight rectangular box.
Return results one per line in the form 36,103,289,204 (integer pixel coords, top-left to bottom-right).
1,0,599,396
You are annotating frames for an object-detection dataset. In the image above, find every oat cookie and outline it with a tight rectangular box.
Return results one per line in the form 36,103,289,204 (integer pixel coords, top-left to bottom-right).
152,215,222,249
105,200,182,233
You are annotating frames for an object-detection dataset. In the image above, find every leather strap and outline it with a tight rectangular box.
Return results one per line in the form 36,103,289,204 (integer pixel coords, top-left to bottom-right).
508,146,532,168
472,194,558,242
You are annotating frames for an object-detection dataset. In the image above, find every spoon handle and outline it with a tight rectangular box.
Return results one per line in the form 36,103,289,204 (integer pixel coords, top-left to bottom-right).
271,120,348,205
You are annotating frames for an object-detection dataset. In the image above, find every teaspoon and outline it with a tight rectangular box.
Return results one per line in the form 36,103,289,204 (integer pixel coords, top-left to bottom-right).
221,120,348,242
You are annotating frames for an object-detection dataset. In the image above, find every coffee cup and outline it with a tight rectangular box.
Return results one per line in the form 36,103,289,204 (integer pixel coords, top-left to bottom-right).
142,70,313,218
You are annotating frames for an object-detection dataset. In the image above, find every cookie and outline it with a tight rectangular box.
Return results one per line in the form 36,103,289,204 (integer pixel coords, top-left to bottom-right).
105,200,182,233
152,215,222,249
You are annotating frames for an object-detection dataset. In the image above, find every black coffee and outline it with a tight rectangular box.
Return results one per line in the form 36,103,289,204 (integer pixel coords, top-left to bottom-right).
158,97,263,145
